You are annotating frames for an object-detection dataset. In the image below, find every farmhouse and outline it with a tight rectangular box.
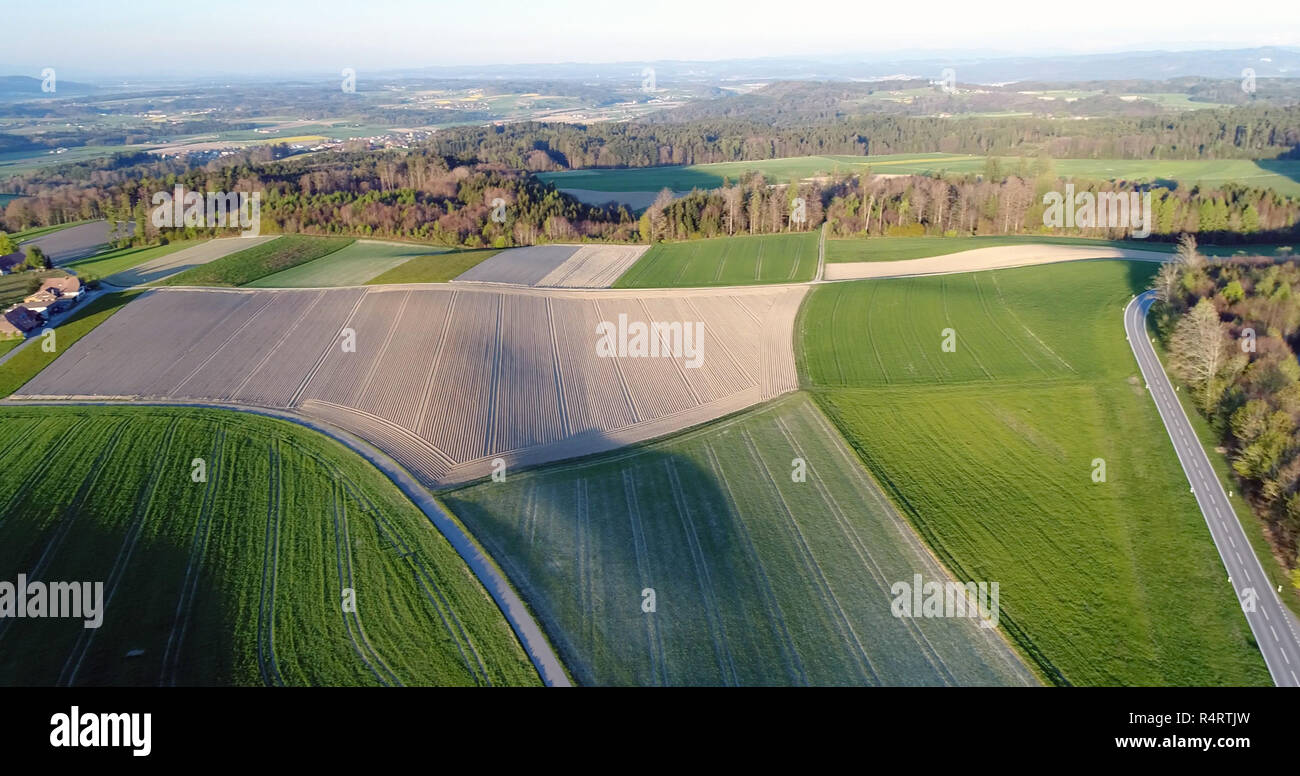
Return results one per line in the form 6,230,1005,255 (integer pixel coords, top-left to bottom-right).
0,306,42,337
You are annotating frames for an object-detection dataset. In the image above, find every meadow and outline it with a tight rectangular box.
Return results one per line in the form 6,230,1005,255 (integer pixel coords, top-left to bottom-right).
246,240,450,288
0,405,540,686
613,232,817,287
443,392,1036,686
158,235,354,287
538,153,1300,198
365,248,500,284
795,260,1271,685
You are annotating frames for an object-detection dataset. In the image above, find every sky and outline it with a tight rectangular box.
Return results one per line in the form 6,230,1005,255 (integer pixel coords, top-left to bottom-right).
4,0,1299,79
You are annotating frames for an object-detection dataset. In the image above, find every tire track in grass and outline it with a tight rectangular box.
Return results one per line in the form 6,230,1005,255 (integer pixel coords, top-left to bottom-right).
663,458,738,685
774,413,958,686
713,240,729,283
282,436,488,684
160,428,224,686
862,282,891,384
702,442,806,685
0,417,46,466
0,417,92,528
901,278,945,383
989,272,1077,374
575,477,594,656
941,275,994,381
334,471,490,685
786,236,804,281
971,273,1047,375
754,238,763,281
330,479,403,686
739,428,879,685
255,440,285,687
60,418,180,686
622,468,667,685
0,418,130,644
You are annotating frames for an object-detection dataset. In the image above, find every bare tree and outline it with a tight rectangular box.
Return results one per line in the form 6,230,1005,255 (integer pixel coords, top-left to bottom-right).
1169,297,1229,412
1152,260,1181,305
1176,232,1204,270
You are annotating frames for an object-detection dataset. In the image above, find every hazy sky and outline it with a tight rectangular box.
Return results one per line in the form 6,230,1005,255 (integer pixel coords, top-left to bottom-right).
5,0,1299,78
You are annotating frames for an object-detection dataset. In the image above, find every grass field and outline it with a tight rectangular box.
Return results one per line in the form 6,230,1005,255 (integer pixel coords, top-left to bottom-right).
827,235,1294,263
65,240,202,283
795,260,1271,685
443,392,1036,686
613,232,817,288
156,235,353,287
0,272,42,308
0,290,143,397
539,153,1300,198
246,241,450,288
0,404,540,686
6,220,95,243
365,248,501,285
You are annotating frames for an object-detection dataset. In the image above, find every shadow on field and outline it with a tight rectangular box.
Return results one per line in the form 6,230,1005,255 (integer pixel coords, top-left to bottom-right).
0,502,227,687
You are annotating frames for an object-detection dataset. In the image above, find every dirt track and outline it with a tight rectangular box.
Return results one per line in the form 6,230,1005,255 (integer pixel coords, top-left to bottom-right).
823,244,1171,281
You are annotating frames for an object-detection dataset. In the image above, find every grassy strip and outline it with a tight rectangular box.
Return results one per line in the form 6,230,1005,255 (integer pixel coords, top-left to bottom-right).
157,235,353,287
66,240,200,284
365,248,501,284
0,290,143,397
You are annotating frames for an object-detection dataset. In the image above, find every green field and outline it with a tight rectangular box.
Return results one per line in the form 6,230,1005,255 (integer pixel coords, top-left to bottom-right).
246,241,450,288
443,392,1036,686
0,405,540,686
157,235,353,287
0,290,143,397
827,235,1295,263
0,272,41,308
613,232,817,288
65,240,202,283
365,248,501,285
6,220,95,243
796,260,1270,685
539,153,1300,198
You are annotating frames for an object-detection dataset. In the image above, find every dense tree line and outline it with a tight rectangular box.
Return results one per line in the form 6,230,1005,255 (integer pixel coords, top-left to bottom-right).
427,106,1300,171
634,166,1299,244
3,149,636,247
1155,239,1300,585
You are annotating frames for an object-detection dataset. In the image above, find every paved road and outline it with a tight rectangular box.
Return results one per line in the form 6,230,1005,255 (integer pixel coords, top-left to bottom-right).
1126,291,1300,686
1,398,573,688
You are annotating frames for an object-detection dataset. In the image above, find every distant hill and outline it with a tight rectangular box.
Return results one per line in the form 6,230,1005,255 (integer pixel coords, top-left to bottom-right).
0,75,96,99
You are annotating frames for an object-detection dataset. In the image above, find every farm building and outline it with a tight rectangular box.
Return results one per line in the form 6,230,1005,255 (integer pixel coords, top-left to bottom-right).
0,306,42,337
